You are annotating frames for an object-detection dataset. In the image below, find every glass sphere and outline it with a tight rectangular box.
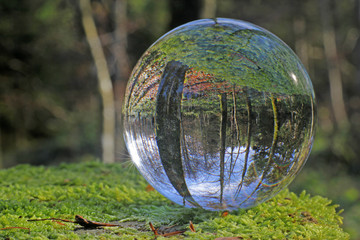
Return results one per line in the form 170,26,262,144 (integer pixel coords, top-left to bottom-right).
123,18,316,210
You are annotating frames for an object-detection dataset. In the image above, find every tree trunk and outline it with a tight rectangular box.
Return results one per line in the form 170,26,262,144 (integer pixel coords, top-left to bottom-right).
240,95,279,205
293,16,309,70
235,90,252,197
219,93,227,205
80,0,115,163
319,0,349,127
155,60,199,207
112,0,131,162
354,0,360,92
200,0,217,19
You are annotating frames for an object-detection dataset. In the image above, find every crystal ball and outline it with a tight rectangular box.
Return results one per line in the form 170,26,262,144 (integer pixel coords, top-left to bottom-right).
123,18,316,210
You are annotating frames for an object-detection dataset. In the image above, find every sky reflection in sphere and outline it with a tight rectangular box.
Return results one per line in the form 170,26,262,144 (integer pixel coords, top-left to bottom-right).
123,18,316,211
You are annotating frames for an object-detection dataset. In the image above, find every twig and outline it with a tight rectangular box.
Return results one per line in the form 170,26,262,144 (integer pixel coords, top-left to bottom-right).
149,222,186,237
161,230,186,237
28,215,119,229
149,222,159,236
74,215,119,228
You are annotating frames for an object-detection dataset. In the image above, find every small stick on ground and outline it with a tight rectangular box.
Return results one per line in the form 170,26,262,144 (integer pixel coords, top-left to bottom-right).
28,215,119,229
161,230,186,237
149,222,159,236
149,222,186,237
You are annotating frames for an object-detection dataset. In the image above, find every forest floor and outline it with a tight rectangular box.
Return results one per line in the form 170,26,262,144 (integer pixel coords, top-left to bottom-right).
0,161,350,239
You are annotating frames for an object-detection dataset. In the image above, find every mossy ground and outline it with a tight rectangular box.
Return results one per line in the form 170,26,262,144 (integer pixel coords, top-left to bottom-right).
0,161,349,239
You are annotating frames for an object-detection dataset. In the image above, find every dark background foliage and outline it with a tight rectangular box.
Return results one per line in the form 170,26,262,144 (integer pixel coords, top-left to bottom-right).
0,0,359,238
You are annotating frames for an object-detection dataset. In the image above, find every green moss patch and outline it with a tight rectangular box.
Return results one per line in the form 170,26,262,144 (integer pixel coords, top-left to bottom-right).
0,161,349,239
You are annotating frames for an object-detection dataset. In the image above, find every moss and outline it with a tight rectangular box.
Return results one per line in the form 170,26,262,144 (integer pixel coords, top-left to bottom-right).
0,161,349,239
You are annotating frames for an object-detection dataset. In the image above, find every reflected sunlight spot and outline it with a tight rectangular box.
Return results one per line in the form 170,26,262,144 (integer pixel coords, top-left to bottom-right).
290,72,298,84
124,131,142,167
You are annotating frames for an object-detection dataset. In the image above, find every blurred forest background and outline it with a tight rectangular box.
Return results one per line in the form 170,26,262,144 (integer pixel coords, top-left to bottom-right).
0,0,359,238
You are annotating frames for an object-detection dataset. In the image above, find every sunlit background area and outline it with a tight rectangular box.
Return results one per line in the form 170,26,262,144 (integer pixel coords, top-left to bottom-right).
0,0,359,238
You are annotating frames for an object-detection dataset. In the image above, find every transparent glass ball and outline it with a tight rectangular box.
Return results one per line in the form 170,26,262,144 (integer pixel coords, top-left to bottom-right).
123,18,316,210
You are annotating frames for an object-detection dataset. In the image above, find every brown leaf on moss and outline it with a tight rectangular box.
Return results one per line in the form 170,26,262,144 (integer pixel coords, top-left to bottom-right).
301,211,318,224
221,211,229,217
189,221,195,232
145,184,155,192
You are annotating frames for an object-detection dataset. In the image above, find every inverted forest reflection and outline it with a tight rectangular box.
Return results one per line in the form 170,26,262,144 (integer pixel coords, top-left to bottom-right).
124,19,315,210
124,64,314,210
